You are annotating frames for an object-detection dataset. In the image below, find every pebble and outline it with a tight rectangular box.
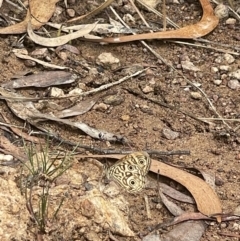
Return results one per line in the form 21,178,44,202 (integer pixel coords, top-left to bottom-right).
66,8,75,17
214,4,229,19
214,56,223,64
142,85,154,93
0,154,13,162
229,69,240,80
68,88,83,95
224,53,235,64
219,65,231,72
232,223,240,231
162,128,179,140
123,13,135,24
96,52,121,70
24,59,36,67
211,67,219,73
50,87,64,97
103,95,124,106
226,18,236,25
121,115,130,121
190,92,202,100
141,0,161,8
93,103,108,112
181,60,200,72
213,79,222,85
228,79,240,90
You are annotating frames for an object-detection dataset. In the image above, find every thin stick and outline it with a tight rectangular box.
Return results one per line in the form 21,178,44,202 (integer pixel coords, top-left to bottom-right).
144,194,152,219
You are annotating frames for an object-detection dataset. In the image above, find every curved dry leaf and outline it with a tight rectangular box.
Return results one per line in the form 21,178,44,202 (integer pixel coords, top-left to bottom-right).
87,0,219,43
27,22,97,47
2,71,77,89
150,158,222,218
0,0,59,34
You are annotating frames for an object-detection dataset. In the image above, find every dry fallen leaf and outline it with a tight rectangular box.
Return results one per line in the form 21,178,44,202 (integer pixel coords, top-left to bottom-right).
86,0,219,43
27,22,98,47
2,71,77,89
0,0,59,34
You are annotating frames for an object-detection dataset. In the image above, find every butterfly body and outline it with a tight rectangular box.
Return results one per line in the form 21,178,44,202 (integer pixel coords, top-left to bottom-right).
105,152,151,193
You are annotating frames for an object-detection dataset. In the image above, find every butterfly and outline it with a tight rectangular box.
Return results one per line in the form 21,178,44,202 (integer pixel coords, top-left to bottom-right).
104,152,151,193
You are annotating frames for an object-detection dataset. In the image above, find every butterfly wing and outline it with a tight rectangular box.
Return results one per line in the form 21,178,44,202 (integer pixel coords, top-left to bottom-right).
106,152,150,193
107,162,145,193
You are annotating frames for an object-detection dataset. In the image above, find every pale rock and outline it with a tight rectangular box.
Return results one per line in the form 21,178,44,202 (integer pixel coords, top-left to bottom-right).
162,128,179,140
50,87,65,97
224,53,235,64
214,4,229,19
228,79,240,90
66,8,75,17
142,85,154,93
123,13,135,24
96,52,121,70
211,67,219,73
229,69,240,80
181,60,200,72
190,92,202,100
213,79,222,85
121,115,130,121
140,0,161,8
226,18,236,25
219,65,231,72
93,103,108,112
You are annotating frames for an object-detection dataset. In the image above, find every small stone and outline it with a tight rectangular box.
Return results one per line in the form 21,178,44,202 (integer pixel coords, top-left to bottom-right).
162,128,179,140
121,115,130,121
93,103,108,112
66,8,75,17
232,223,240,231
214,4,229,19
224,53,235,64
228,79,240,90
190,92,202,100
211,67,219,73
219,65,231,72
226,18,236,25
142,85,154,93
220,223,227,229
24,59,36,67
181,60,200,71
229,69,240,80
50,87,64,97
68,88,83,95
140,0,161,8
57,51,68,61
213,79,222,85
81,199,95,217
122,13,135,24
214,56,223,64
96,52,121,70
0,154,13,162
31,48,48,57
103,95,124,106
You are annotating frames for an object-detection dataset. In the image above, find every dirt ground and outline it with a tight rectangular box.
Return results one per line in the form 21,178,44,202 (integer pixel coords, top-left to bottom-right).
0,0,240,240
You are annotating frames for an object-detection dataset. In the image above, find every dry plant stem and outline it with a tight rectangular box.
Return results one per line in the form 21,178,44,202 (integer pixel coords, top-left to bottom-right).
67,0,115,23
126,88,212,125
169,40,240,55
136,0,179,28
128,0,151,28
163,0,166,30
144,194,152,219
5,0,24,11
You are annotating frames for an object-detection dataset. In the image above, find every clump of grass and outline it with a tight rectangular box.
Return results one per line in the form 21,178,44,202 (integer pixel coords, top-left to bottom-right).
20,138,77,235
